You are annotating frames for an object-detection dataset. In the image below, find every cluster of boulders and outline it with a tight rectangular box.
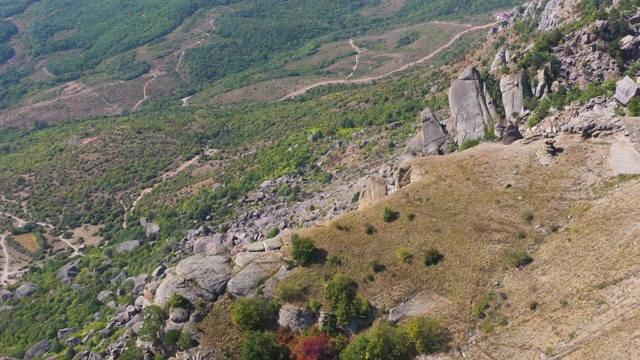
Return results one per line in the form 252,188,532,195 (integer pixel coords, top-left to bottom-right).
553,20,619,87
0,283,37,311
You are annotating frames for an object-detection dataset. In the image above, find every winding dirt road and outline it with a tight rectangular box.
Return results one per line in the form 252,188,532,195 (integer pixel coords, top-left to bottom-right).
132,67,160,110
347,39,363,79
0,234,11,284
280,21,498,100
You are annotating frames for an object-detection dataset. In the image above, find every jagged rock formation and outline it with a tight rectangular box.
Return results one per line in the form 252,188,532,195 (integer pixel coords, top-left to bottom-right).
57,259,80,286
490,48,510,72
522,0,580,32
404,108,449,158
449,67,498,145
358,177,387,210
501,71,531,120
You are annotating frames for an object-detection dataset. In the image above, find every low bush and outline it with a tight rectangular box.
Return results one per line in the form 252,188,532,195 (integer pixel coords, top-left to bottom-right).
396,247,413,264
276,281,307,303
423,248,443,266
291,234,318,266
231,297,274,331
240,332,291,360
459,138,480,151
382,206,399,222
509,251,533,268
364,223,377,235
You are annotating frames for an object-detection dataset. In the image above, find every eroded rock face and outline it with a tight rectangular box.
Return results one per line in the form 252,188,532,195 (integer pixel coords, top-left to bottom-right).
154,255,231,308
412,108,449,154
449,67,497,145
228,252,283,297
358,177,387,210
501,71,531,121
24,339,51,360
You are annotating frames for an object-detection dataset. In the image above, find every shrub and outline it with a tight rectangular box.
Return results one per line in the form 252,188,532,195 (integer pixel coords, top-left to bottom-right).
405,212,416,221
276,281,307,303
324,274,369,325
396,247,413,264
517,231,527,239
325,255,342,267
528,300,539,311
334,223,349,232
139,305,164,342
340,323,413,360
240,332,291,360
231,298,270,331
369,258,385,273
291,234,318,266
522,211,534,223
459,138,480,151
509,251,533,268
165,329,181,346
351,192,360,203
166,293,191,310
423,248,443,266
177,331,197,350
406,317,449,354
291,333,338,360
382,206,399,222
364,223,377,235
309,299,322,313
268,227,280,238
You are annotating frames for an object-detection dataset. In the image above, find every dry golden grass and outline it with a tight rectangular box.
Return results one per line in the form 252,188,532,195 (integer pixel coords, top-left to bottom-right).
283,135,634,349
13,233,40,252
198,294,245,357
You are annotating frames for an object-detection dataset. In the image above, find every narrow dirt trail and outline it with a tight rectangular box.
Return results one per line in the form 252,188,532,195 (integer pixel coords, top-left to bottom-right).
122,155,201,228
132,68,160,110
0,234,10,284
347,39,363,79
280,21,499,100
85,85,121,111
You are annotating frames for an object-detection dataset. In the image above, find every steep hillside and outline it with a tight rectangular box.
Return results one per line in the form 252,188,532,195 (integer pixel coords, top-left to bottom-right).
4,0,640,359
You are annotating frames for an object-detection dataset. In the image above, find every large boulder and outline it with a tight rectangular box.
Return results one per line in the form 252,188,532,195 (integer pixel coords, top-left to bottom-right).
154,255,231,308
146,223,160,240
615,76,640,106
227,252,283,297
57,259,81,286
404,108,449,157
449,67,498,145
501,71,531,121
14,283,37,300
57,327,76,340
116,240,141,253
0,289,12,302
278,305,315,332
97,290,114,304
24,339,51,360
358,177,387,210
